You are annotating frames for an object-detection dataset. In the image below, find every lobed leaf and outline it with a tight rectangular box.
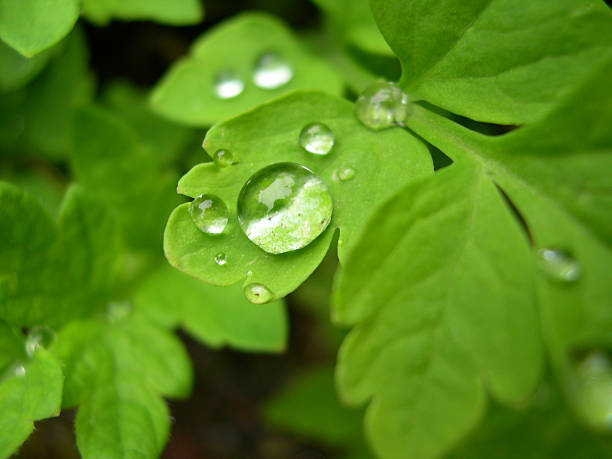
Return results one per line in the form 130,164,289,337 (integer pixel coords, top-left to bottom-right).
370,0,612,124
151,12,344,126
164,90,432,302
0,39,54,92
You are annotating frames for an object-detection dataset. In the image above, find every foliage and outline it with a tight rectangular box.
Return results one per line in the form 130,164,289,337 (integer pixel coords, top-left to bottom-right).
1,0,611,458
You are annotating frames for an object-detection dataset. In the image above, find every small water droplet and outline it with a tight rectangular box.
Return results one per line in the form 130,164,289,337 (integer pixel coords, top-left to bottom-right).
107,300,131,322
574,351,612,431
354,81,411,130
299,122,335,155
214,70,244,99
189,194,229,235
212,149,235,168
237,163,333,254
244,283,274,304
253,52,293,90
537,248,581,282
24,326,55,357
214,252,227,266
332,167,355,182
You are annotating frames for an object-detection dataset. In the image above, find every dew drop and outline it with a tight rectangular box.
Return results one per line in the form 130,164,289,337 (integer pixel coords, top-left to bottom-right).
299,122,335,155
212,149,235,168
332,166,355,182
13,364,26,377
574,351,612,431
214,252,227,266
24,326,55,357
253,52,293,90
107,300,131,322
189,194,229,235
237,163,333,254
214,70,244,99
244,283,274,304
537,248,581,282
354,81,412,131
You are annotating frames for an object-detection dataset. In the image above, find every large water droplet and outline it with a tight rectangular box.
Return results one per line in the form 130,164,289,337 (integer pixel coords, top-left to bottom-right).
214,70,244,99
244,283,274,304
237,163,333,254
299,122,334,155
253,52,293,90
537,248,581,282
214,252,227,266
354,81,411,131
189,194,229,235
212,149,235,168
574,351,612,431
24,326,55,357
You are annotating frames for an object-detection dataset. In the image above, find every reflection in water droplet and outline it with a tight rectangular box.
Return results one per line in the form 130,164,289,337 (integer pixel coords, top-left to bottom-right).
237,163,333,254
574,351,612,431
212,149,235,168
214,70,244,99
24,326,55,357
215,252,227,266
537,248,581,282
354,81,412,130
299,122,335,155
253,52,293,90
189,194,229,235
107,300,131,322
244,283,274,304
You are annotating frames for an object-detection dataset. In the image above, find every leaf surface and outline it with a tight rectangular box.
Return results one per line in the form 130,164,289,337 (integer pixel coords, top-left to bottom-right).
151,13,344,126
371,0,612,124
81,0,203,25
164,90,432,301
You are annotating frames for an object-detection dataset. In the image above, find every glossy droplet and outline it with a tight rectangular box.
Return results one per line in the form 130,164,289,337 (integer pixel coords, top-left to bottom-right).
212,149,235,168
537,248,581,282
214,70,244,99
253,52,293,90
574,351,612,431
237,163,333,254
299,122,334,155
24,326,55,357
244,283,274,304
214,252,227,266
107,300,131,322
354,81,411,130
189,194,229,235
332,167,355,182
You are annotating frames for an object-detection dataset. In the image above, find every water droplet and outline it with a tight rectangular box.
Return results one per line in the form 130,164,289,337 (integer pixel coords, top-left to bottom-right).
354,81,412,130
189,194,229,235
299,122,335,155
214,252,227,266
237,163,333,254
214,70,244,99
537,248,581,282
24,326,55,357
212,149,235,168
253,52,293,90
574,351,612,431
244,283,274,304
107,300,131,322
332,167,355,182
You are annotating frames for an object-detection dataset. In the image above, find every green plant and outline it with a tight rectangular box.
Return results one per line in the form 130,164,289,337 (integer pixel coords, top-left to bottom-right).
1,0,611,458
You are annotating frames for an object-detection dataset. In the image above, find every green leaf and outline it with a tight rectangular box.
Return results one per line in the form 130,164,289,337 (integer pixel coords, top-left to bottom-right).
0,39,54,92
0,322,63,457
0,183,122,327
72,105,181,251
164,90,432,301
0,29,94,159
151,12,344,126
52,313,192,458
132,263,288,352
312,0,392,56
371,0,612,124
0,0,79,56
263,366,366,448
82,0,203,25
334,162,542,459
